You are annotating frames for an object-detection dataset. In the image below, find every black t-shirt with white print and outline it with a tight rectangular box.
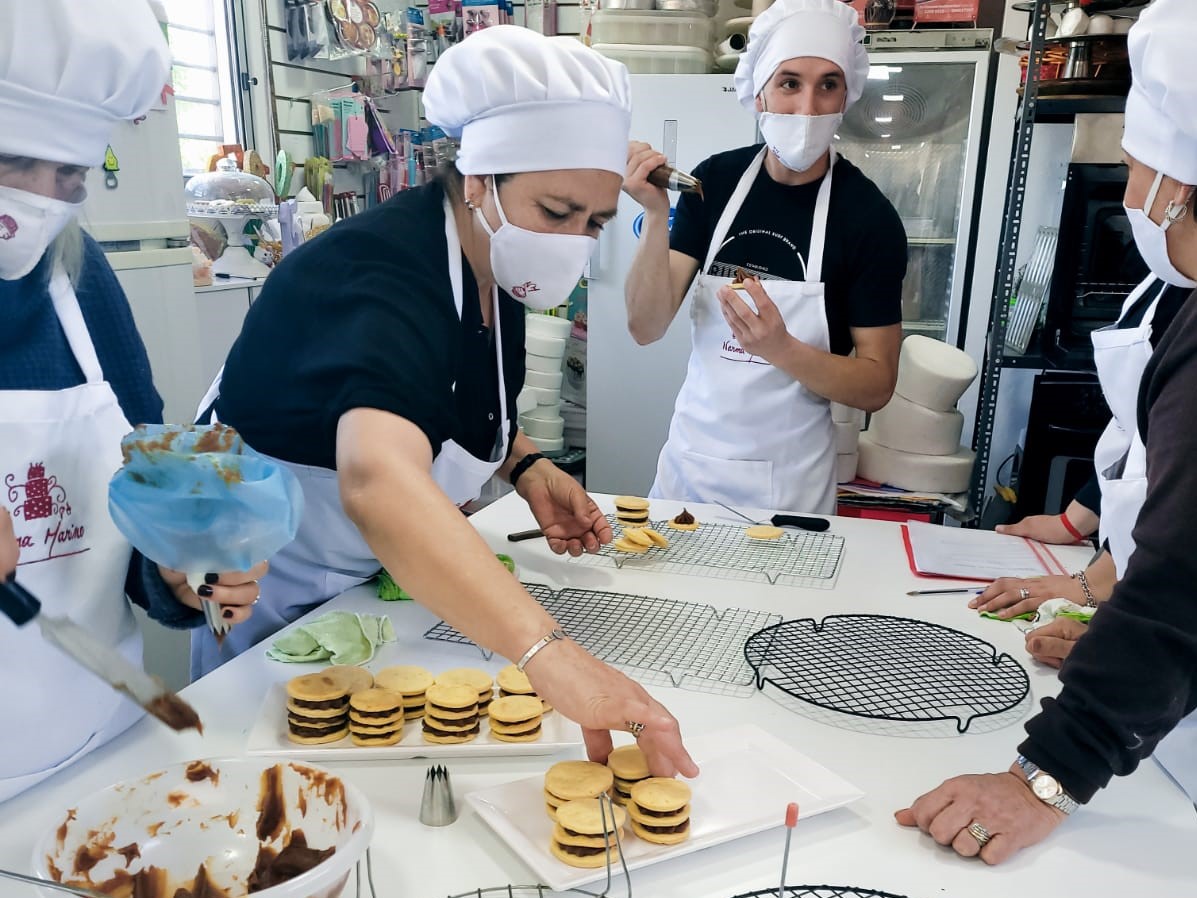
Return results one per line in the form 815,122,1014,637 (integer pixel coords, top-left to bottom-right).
669,144,908,356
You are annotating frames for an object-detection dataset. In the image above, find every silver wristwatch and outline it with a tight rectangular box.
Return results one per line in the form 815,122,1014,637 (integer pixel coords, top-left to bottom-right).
1016,755,1079,815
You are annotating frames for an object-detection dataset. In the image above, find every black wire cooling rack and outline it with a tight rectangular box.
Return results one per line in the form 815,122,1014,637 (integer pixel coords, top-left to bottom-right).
425,583,780,696
733,888,909,898
743,615,1030,734
566,516,845,589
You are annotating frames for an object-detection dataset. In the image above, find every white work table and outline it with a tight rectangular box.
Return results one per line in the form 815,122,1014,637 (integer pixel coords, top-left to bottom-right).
3,495,1193,897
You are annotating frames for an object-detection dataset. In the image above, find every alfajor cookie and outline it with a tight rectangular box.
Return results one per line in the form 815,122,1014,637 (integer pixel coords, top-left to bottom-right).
488,694,544,743
615,495,651,528
667,508,700,531
496,663,552,712
435,667,494,716
323,665,374,696
612,536,649,554
348,688,404,746
550,799,627,869
286,673,349,744
544,761,614,820
423,683,480,744
606,745,650,805
629,778,692,845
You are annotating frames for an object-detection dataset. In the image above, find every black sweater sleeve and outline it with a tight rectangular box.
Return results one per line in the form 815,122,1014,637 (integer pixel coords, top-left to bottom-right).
1019,290,1197,803
1073,474,1102,518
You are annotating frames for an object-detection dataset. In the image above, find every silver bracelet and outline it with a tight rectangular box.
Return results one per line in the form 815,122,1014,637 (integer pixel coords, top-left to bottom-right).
1072,570,1098,608
516,627,568,672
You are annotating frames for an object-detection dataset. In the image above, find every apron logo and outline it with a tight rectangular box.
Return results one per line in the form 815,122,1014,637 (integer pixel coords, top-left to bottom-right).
720,339,771,366
0,214,17,240
5,462,88,564
511,281,539,299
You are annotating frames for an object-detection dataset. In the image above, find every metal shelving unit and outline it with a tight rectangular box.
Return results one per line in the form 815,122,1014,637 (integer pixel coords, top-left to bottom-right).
966,0,1134,518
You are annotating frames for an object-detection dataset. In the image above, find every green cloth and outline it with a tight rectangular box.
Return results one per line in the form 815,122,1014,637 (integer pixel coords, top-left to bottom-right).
377,554,517,601
979,610,1037,622
266,611,395,665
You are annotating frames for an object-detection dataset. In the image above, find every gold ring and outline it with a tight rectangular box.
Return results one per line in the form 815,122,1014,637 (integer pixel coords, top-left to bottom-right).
625,720,645,738
967,821,992,847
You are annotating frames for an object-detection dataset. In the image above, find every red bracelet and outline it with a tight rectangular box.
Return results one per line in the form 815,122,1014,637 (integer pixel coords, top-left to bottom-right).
1059,512,1085,542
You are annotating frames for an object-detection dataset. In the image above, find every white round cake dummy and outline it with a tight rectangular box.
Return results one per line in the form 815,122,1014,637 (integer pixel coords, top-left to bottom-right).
836,451,858,484
831,401,866,427
868,393,965,457
526,333,567,358
894,336,978,412
857,431,975,494
835,420,861,454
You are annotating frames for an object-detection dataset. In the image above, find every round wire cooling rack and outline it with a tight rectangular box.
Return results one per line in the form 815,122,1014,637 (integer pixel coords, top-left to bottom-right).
743,615,1030,735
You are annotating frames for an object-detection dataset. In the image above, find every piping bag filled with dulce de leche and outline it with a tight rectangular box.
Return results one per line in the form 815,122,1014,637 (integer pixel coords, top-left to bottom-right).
647,164,703,199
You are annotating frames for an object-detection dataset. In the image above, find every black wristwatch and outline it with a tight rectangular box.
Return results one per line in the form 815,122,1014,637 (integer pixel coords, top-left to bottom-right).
509,452,547,490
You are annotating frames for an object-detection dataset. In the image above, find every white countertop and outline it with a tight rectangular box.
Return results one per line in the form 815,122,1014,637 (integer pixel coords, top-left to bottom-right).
3,495,1193,897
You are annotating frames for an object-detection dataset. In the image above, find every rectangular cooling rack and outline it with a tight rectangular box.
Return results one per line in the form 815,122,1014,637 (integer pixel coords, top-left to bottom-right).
566,516,845,589
425,583,781,697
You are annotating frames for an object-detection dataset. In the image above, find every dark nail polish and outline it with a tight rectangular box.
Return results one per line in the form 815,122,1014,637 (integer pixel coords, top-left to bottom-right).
204,572,220,585
198,585,213,598
222,608,234,620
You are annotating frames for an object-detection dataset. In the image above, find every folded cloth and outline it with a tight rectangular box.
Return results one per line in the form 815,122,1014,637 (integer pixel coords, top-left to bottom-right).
266,611,395,665
979,598,1096,629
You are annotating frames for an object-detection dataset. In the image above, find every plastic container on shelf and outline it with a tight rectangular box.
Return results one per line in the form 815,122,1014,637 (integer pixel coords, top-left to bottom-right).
592,43,713,74
590,10,714,49
656,0,718,16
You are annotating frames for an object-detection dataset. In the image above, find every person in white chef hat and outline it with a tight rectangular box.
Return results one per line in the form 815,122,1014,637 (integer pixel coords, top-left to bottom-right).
200,26,698,777
623,0,907,515
898,0,1197,864
0,0,264,804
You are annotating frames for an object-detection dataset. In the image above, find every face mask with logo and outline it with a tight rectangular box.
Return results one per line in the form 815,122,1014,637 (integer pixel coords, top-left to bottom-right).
1124,169,1196,289
474,178,595,311
758,111,843,174
0,186,84,281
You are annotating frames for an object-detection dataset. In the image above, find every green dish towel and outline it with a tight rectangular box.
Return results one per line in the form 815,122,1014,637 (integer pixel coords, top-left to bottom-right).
266,611,395,665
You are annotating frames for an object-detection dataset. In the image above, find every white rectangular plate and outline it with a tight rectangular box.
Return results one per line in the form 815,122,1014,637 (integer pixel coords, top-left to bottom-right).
246,683,583,760
466,723,864,891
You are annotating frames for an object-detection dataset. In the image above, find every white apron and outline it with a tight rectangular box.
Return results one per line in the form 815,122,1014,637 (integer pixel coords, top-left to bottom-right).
0,264,143,803
1090,275,1196,802
191,197,510,677
651,147,838,514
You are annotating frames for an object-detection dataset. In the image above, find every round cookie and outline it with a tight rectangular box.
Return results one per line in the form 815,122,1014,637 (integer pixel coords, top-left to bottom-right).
607,745,650,782
630,818,691,845
545,761,614,803
323,665,374,695
628,802,691,828
556,798,627,834
491,727,544,743
286,700,348,720
491,717,543,736
349,687,403,713
489,695,543,724
620,527,654,548
350,714,405,731
496,664,535,696
745,524,784,541
613,496,649,513
435,667,494,694
426,682,480,712
667,509,700,531
422,723,481,744
403,707,426,720
612,537,649,554
375,665,434,696
350,728,403,746
630,777,691,813
550,839,620,869
286,673,348,707
287,725,348,745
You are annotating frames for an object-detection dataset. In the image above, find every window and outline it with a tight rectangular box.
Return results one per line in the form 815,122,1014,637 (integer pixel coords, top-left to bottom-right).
161,0,242,174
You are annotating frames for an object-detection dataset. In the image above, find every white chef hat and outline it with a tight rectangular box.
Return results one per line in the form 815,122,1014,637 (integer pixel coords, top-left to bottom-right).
734,0,870,115
423,26,631,178
0,0,171,168
1122,0,1197,186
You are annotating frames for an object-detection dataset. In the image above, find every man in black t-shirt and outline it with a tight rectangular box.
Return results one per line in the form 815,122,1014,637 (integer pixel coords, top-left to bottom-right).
623,0,906,514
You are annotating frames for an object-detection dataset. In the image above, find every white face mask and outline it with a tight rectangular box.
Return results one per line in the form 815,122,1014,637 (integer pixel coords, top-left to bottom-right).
1124,170,1196,289
0,185,84,281
475,179,595,311
758,111,842,174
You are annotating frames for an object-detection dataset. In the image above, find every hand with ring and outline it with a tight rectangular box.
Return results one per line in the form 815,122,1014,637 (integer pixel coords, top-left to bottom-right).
521,635,698,779
969,574,1082,619
895,764,1067,864
159,561,269,626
